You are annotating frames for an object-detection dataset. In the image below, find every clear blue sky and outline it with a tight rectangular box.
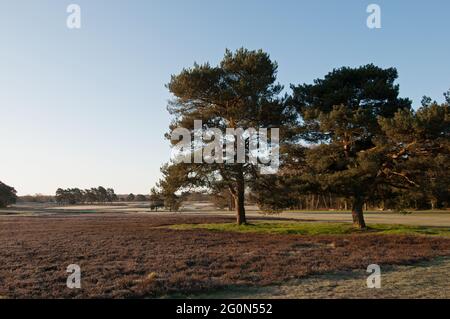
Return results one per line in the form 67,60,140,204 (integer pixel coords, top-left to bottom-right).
0,0,449,195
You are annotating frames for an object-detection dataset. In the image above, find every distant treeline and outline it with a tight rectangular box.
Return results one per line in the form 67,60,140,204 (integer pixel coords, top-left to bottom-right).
19,194,55,203
56,187,117,205
54,187,149,205
210,190,448,212
247,192,448,212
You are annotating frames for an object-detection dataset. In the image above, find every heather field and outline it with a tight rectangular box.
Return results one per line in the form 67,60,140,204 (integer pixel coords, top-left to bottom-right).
1,212,450,299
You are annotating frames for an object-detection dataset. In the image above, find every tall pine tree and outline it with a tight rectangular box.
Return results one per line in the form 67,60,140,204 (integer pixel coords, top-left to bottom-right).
159,48,296,224
290,65,411,228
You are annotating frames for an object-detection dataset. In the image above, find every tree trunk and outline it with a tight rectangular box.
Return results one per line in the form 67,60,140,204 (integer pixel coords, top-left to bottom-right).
431,199,436,210
234,179,246,225
352,197,366,229
228,200,233,211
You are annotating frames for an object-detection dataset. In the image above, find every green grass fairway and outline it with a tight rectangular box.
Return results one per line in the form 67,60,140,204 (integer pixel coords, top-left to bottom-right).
170,221,450,237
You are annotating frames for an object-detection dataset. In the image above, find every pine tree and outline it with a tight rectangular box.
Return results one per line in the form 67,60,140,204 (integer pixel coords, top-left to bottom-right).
159,48,296,224
379,101,450,210
290,65,412,228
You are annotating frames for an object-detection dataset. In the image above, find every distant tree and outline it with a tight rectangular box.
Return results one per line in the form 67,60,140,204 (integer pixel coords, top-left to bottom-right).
149,188,164,211
96,186,108,203
250,175,300,214
159,48,296,224
19,194,54,203
211,189,235,211
55,186,118,205
83,189,98,203
106,188,118,202
135,194,148,202
163,193,182,212
72,188,84,204
155,164,187,212
290,64,412,228
55,188,81,205
126,193,136,202
0,181,17,208
55,188,65,204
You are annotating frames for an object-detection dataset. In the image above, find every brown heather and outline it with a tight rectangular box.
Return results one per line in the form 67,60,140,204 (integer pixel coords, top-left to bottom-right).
1,214,449,298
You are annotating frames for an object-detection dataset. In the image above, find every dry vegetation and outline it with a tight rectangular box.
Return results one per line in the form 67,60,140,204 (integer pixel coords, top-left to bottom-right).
194,257,450,299
1,214,450,298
